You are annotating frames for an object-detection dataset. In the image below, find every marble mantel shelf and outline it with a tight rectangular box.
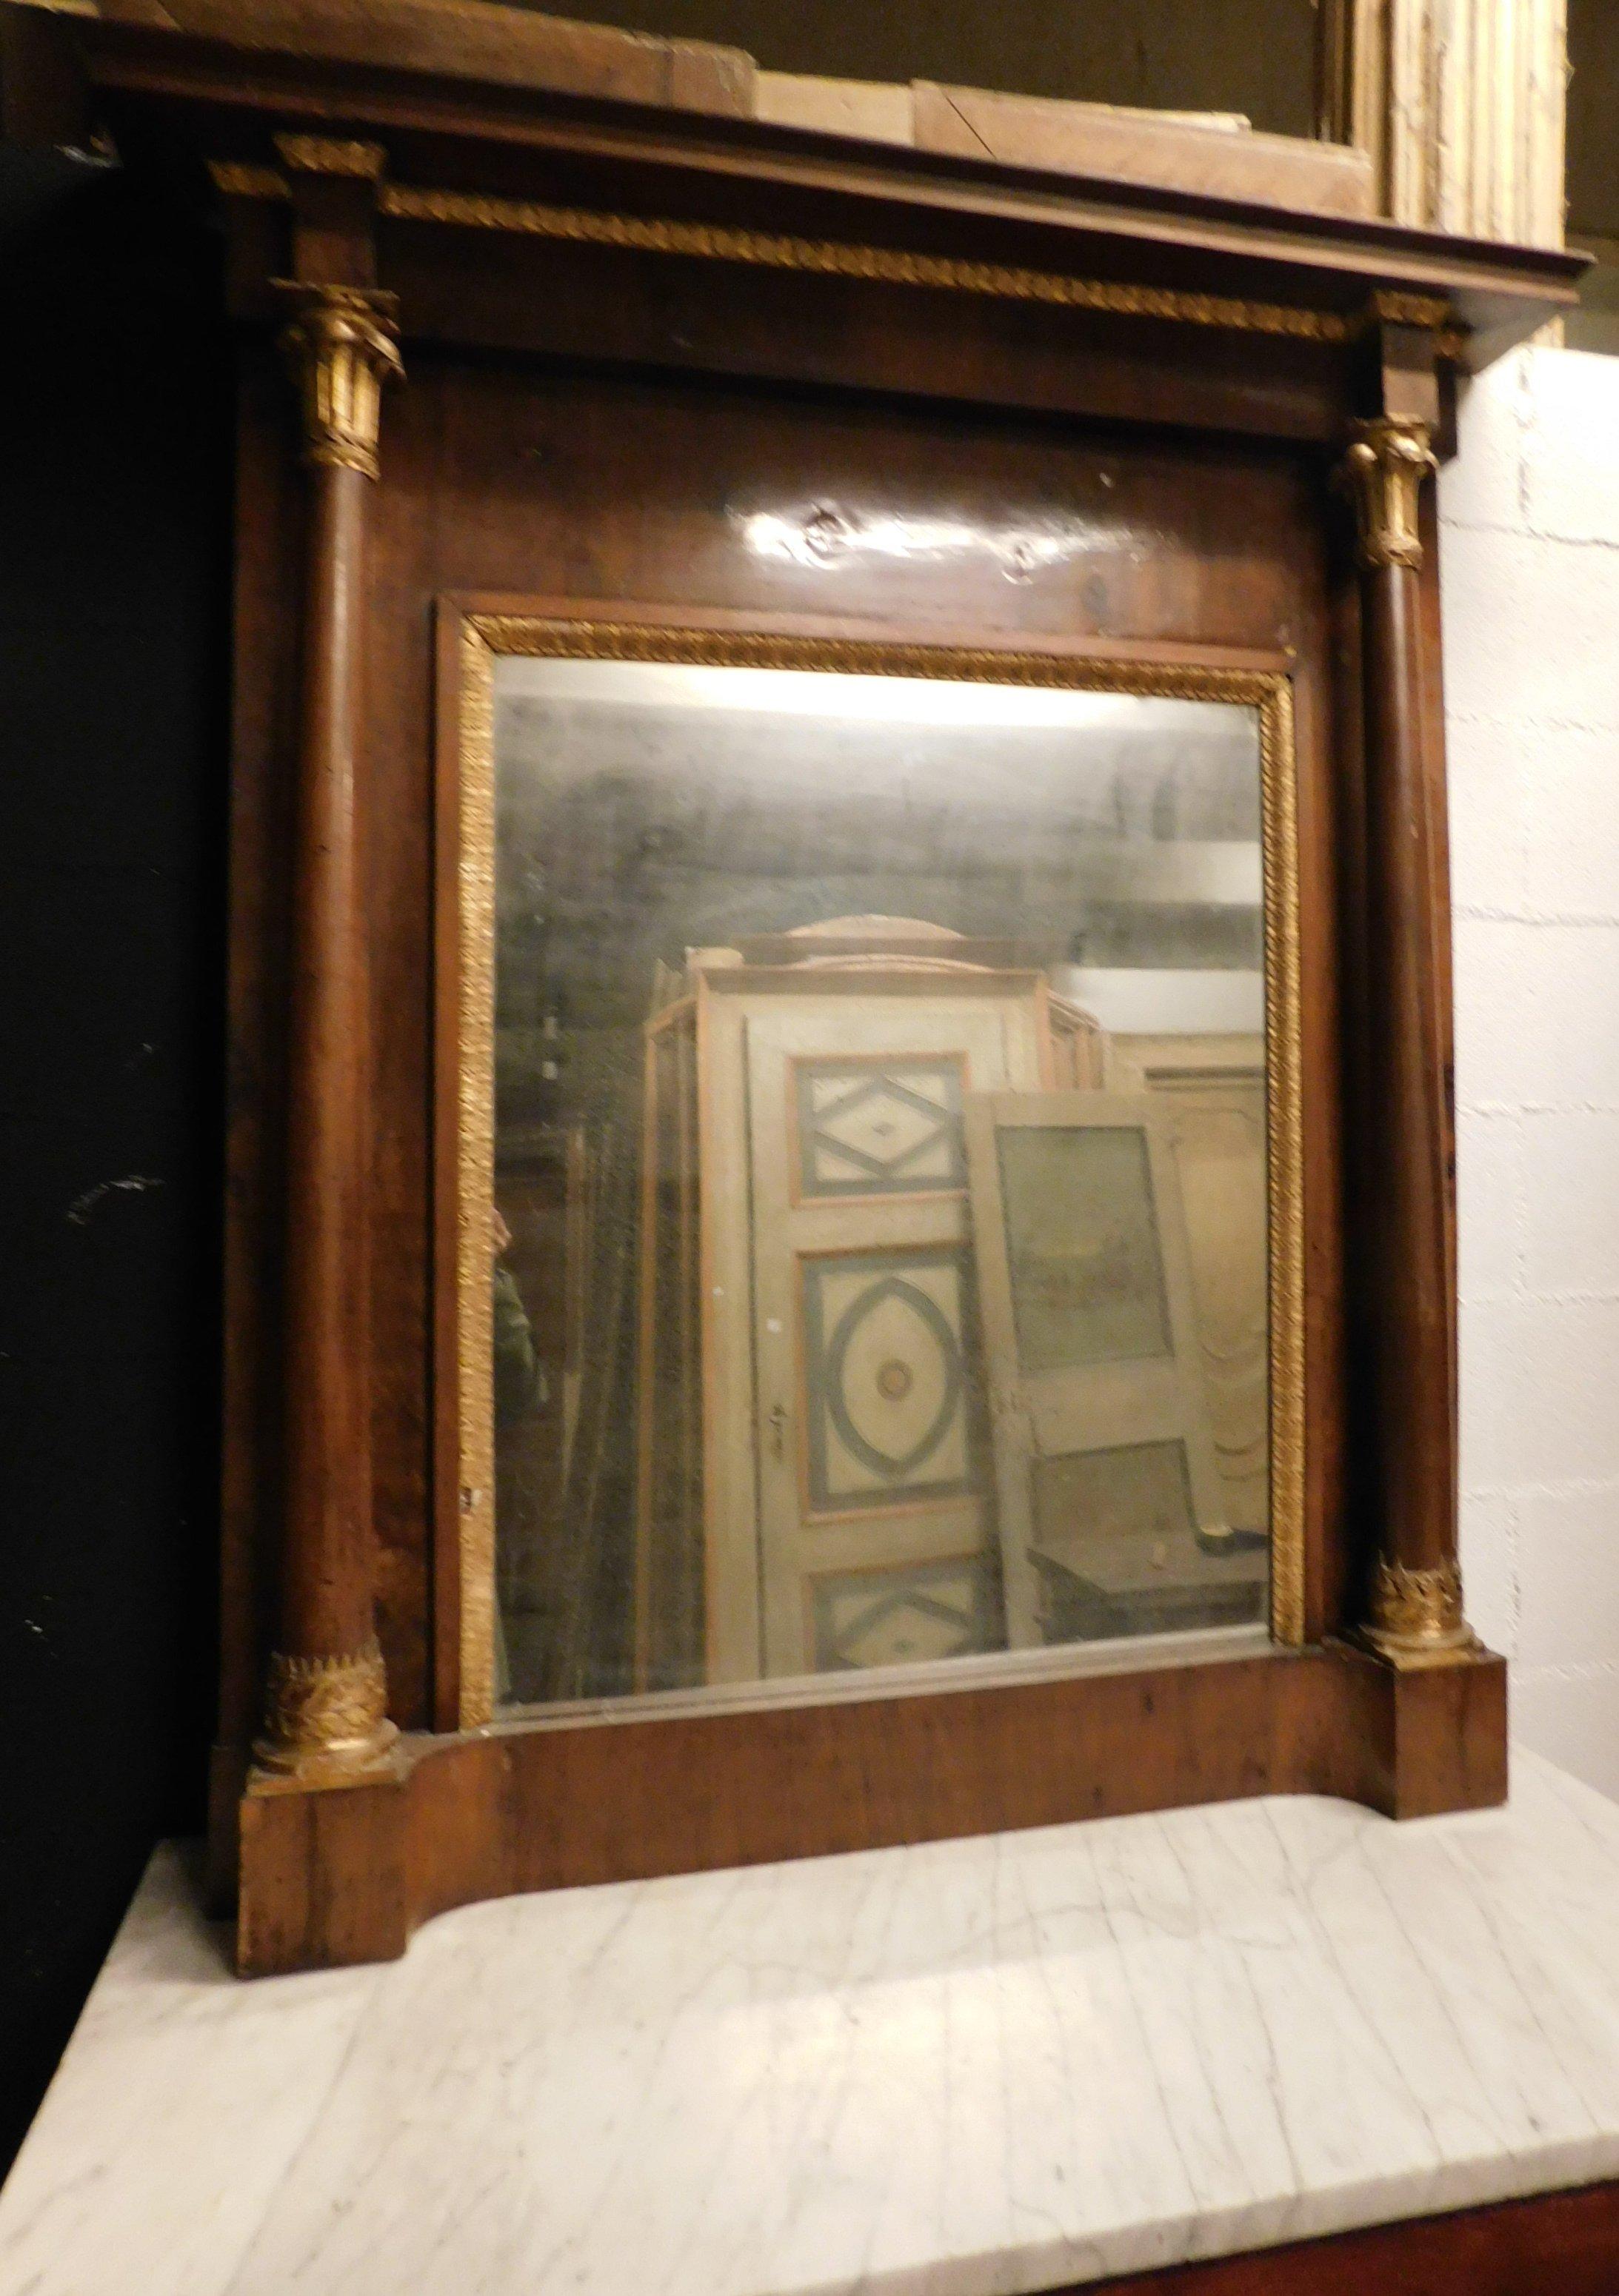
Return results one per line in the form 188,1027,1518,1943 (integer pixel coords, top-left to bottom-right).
7,1750,1619,2296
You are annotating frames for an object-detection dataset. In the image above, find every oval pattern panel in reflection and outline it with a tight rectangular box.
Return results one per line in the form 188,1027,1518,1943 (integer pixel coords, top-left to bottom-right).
827,1273,963,1483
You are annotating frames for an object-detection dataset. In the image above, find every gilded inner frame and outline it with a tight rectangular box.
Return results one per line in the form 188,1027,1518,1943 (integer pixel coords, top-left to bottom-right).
450,612,1305,1727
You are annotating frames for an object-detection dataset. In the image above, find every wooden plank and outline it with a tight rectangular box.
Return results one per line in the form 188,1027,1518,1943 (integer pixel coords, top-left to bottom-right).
1320,0,1566,248
90,0,756,116
913,81,1376,218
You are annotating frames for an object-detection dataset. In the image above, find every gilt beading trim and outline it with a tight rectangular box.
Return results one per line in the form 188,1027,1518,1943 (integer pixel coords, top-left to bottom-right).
210,163,1467,355
273,133,387,179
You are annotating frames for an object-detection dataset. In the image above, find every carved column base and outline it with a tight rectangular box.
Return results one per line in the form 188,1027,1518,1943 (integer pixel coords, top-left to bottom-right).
1361,1558,1482,1670
253,1640,399,1781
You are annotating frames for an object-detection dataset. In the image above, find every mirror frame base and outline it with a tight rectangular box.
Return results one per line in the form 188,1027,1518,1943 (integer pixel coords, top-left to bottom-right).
229,1639,1506,1976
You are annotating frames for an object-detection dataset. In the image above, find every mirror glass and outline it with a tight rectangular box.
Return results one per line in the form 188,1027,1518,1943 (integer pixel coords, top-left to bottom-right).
484,652,1273,1707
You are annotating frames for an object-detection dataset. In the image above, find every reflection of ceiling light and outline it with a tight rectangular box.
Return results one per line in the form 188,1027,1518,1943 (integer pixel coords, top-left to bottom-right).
495,653,1252,736
738,504,1104,580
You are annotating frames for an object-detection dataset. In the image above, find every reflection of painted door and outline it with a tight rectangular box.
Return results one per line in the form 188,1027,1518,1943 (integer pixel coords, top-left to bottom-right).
700,974,1049,1679
964,1091,1256,1650
1106,1037,1268,1533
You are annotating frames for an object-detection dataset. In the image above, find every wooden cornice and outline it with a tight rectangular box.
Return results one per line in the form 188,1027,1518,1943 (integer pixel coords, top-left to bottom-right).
4,2,1587,372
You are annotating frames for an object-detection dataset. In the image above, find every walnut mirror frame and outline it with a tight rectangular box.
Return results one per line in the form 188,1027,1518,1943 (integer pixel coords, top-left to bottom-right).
15,1,1578,1972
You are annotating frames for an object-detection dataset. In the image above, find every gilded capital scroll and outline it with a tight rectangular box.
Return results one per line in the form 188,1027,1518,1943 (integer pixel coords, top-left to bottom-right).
276,282,403,481
1339,415,1437,572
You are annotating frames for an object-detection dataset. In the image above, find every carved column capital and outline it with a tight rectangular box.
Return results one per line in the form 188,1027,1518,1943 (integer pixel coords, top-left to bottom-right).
254,1641,398,1779
1338,415,1438,572
275,281,403,481
1363,1558,1481,1669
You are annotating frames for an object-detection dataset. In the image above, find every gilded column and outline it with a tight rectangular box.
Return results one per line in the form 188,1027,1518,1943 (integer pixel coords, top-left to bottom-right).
1340,415,1479,1666
254,282,404,1777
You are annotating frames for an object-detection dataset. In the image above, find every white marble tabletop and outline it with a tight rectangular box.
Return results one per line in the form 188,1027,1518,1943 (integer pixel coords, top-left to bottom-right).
7,1750,1619,2296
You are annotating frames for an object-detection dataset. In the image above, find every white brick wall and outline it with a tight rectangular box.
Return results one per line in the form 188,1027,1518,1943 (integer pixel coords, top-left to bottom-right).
1443,345,1619,1797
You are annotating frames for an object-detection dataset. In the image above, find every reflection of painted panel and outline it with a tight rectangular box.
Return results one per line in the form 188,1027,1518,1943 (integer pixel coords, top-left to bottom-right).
795,1058,966,1198
802,1250,975,1513
812,1556,998,1670
965,1090,1245,1649
1032,1441,1195,1557
995,1126,1170,1371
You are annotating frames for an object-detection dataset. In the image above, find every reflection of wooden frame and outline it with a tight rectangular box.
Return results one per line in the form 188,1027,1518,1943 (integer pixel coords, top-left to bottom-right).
450,611,1307,1720
964,1091,1235,1647
1106,1034,1269,1534
633,999,703,1693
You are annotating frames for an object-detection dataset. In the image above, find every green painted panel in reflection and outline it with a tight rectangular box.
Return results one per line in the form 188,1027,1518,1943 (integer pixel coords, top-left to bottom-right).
995,1125,1169,1370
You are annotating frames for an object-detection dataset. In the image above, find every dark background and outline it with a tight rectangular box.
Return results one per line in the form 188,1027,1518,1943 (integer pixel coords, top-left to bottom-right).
0,148,230,2175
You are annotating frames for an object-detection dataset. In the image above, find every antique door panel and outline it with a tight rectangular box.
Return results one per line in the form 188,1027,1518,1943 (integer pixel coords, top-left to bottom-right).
964,1091,1260,1650
701,974,1048,1679
792,1246,990,1676
1106,1037,1269,1533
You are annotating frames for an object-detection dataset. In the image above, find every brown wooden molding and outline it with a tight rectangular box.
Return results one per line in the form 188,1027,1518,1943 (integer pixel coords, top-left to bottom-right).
207,164,1386,346
213,164,1492,359
236,1641,1507,1975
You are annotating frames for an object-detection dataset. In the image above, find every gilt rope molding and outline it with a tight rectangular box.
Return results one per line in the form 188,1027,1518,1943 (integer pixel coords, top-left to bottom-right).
210,161,1467,355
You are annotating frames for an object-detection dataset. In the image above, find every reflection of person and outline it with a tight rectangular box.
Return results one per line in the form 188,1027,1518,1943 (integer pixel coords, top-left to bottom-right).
492,1205,543,1707
492,1206,542,1426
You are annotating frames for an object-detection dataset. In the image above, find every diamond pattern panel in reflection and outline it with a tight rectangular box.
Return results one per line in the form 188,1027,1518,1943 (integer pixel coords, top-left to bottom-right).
795,1059,967,1199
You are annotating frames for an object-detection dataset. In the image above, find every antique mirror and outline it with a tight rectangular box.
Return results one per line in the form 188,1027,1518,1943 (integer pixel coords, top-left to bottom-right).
24,0,1575,1971
455,627,1301,1723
